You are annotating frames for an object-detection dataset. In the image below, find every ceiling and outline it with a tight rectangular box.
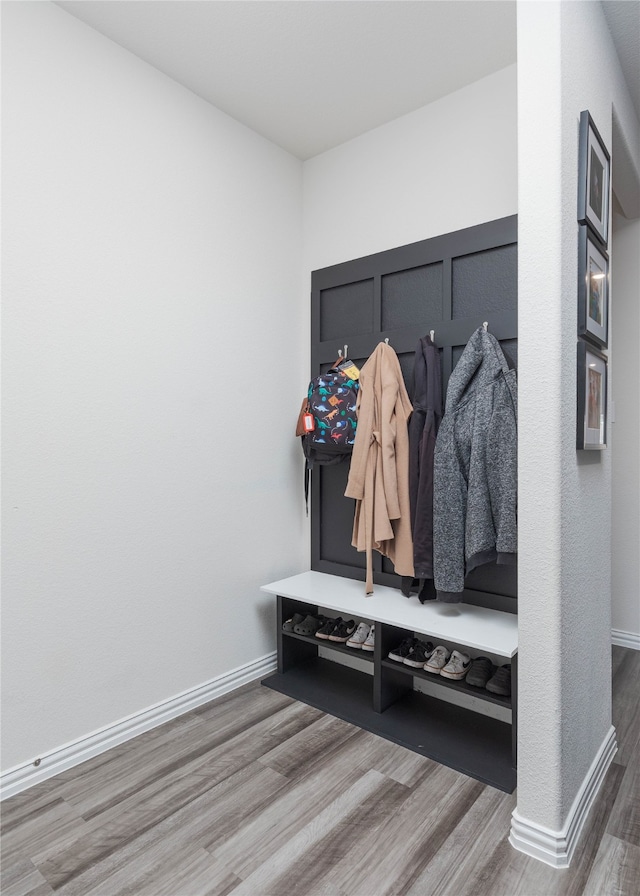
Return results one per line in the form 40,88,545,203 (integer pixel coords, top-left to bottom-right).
55,1,638,161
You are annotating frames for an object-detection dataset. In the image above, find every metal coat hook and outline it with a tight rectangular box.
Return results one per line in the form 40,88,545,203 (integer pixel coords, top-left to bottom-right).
384,337,390,345
483,321,489,332
430,329,435,342
337,344,348,359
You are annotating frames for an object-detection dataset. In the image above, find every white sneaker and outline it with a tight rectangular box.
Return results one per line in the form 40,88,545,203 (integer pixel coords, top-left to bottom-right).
424,645,450,674
440,650,471,680
347,622,370,649
361,624,375,652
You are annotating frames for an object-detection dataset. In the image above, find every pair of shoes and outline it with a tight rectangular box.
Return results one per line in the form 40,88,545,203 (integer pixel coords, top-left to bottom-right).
425,646,471,680
347,622,375,651
387,637,420,663
315,617,357,642
403,639,435,668
283,614,327,636
282,613,306,633
387,638,435,667
463,657,511,695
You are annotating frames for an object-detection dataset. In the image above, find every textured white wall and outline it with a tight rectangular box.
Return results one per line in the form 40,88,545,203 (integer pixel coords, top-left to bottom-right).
1,1,305,771
303,65,518,273
517,0,640,832
611,215,640,643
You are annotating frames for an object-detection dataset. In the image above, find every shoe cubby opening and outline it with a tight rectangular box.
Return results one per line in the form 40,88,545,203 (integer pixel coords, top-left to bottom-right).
382,625,513,710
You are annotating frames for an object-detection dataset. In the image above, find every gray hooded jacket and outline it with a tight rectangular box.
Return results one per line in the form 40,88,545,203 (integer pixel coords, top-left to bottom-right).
433,327,517,602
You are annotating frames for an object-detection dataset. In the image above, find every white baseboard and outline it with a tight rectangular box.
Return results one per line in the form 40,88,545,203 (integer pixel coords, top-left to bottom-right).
612,628,640,650
509,725,617,868
0,651,277,802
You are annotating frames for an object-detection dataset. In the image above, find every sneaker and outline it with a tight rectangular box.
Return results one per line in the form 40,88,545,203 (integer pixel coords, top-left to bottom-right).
440,650,471,680
328,619,357,642
403,639,435,668
294,614,325,636
486,664,512,696
388,637,420,663
282,613,305,633
465,656,496,688
315,617,341,639
361,624,375,652
424,645,451,674
347,622,371,649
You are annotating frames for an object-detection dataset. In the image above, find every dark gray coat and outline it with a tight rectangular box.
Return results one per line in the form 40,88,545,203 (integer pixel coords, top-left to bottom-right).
433,327,517,601
408,334,442,580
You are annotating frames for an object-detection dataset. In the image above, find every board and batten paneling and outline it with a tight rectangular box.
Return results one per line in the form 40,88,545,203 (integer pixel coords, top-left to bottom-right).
310,215,517,613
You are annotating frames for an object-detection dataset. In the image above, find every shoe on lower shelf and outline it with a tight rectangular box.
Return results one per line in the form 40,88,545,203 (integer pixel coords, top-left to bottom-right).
347,622,371,649
361,624,375,651
440,650,471,680
465,656,496,688
294,614,325,636
388,637,420,663
328,619,357,642
486,664,512,696
282,613,305,633
315,617,341,639
424,645,451,674
403,639,435,668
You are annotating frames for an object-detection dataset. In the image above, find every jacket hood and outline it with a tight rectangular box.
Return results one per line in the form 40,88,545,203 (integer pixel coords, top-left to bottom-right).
445,326,511,413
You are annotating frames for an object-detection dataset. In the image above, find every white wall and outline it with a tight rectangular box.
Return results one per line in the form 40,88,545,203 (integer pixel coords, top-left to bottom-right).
611,214,640,646
1,1,306,773
516,0,640,847
303,65,517,273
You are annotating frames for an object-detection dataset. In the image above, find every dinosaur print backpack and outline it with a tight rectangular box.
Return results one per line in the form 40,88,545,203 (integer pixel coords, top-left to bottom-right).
296,361,359,511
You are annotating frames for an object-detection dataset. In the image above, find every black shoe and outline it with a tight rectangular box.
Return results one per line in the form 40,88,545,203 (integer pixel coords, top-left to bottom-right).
282,613,305,633
403,639,435,667
294,614,325,636
466,656,496,688
315,617,342,639
388,637,420,663
486,664,511,696
328,619,357,642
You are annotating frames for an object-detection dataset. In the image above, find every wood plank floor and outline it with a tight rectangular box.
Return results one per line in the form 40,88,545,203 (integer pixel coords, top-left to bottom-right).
2,646,638,896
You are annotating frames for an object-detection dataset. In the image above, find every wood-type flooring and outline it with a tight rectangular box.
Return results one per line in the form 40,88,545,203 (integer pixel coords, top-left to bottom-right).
2,646,638,896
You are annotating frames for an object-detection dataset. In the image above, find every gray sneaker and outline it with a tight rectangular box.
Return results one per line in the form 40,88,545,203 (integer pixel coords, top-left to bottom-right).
361,624,375,652
347,622,371,649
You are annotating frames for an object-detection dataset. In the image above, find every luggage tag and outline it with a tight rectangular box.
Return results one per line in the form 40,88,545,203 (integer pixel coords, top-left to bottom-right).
296,399,315,436
334,358,360,380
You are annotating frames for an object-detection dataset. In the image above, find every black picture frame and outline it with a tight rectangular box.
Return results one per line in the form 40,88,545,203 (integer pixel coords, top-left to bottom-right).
578,111,610,247
578,224,609,348
577,341,607,450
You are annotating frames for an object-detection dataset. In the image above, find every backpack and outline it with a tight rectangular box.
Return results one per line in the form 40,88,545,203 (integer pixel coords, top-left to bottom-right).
296,360,359,513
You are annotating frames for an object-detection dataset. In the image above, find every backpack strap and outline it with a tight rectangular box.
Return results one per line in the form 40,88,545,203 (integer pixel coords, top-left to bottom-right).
304,459,311,517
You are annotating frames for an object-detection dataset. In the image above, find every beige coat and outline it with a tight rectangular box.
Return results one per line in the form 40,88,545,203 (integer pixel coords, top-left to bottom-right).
344,342,414,593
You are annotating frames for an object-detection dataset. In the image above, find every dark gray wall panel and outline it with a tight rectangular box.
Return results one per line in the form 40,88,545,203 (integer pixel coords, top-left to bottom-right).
318,464,366,570
381,263,443,332
320,279,374,342
452,245,517,319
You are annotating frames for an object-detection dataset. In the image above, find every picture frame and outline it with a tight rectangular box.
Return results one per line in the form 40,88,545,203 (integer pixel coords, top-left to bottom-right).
577,341,607,450
577,110,610,247
578,224,609,348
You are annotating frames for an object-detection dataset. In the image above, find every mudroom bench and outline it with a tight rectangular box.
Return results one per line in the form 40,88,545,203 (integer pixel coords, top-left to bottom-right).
261,571,518,793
